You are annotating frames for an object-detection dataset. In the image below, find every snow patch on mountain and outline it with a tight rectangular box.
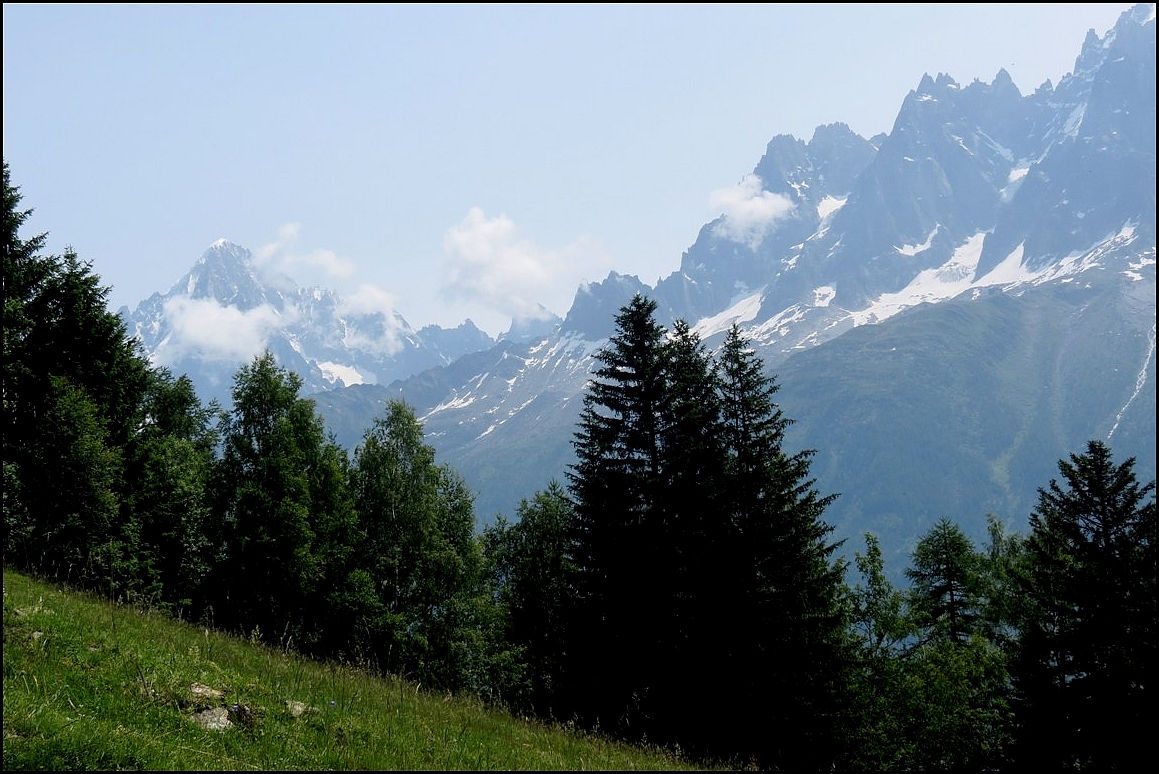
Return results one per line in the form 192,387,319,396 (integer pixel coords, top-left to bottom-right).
813,286,836,307
317,361,367,387
750,303,810,340
852,232,987,324
691,291,764,339
847,225,1141,327
1000,166,1029,203
817,195,846,221
1023,225,1143,287
1125,251,1155,282
897,227,940,256
974,244,1034,288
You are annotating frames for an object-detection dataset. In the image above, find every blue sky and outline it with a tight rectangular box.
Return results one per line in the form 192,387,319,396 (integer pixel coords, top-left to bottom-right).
3,3,1134,338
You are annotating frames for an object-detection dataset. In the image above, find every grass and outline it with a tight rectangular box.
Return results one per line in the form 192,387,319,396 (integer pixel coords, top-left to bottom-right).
3,568,709,770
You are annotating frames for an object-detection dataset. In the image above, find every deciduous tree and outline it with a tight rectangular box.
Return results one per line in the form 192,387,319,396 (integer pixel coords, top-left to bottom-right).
348,399,489,692
212,352,341,645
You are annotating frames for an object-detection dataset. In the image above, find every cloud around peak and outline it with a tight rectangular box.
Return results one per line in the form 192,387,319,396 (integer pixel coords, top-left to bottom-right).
440,206,613,322
709,174,795,250
154,296,287,365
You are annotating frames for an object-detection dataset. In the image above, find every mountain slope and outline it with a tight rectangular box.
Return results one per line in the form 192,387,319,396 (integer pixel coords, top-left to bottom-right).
124,6,1156,564
311,4,1156,561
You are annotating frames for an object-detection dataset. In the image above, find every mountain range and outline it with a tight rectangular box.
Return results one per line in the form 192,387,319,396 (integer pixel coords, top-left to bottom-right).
122,3,1156,569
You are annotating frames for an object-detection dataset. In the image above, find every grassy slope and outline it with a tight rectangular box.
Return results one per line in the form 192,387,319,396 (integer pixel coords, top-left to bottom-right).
3,569,708,771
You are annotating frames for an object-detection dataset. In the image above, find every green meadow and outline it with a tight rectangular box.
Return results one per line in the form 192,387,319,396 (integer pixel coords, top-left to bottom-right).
3,569,710,771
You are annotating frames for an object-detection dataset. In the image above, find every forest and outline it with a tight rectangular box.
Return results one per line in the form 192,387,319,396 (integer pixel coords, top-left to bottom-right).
3,160,1155,770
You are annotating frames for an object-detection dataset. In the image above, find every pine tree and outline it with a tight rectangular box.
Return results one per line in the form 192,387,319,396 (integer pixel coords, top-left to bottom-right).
1012,440,1155,769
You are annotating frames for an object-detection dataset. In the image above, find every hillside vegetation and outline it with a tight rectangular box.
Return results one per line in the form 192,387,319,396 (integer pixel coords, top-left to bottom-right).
2,569,705,771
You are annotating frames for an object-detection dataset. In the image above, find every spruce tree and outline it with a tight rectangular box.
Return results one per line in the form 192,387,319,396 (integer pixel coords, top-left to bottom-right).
564,293,674,736
565,311,855,764
714,324,852,769
1012,440,1155,769
3,161,151,586
654,319,728,747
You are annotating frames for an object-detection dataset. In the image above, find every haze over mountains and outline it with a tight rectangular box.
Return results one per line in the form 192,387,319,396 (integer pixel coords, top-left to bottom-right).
123,3,1156,566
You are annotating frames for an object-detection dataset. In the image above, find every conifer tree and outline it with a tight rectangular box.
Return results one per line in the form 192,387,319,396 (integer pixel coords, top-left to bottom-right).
714,324,852,768
1012,440,1156,769
564,293,672,734
899,519,1013,770
906,517,984,644
850,523,1016,770
653,319,728,746
3,161,151,586
566,310,853,765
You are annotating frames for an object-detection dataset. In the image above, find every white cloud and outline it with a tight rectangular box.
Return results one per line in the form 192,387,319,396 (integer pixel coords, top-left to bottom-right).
441,207,611,320
254,222,355,289
709,174,796,250
155,297,284,364
339,283,399,316
338,284,407,356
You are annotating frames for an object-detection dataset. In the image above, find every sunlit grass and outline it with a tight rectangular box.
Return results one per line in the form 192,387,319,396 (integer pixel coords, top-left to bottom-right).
3,568,709,770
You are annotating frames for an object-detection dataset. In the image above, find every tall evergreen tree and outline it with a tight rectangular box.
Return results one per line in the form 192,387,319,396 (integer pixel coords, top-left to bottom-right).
3,161,151,587
1011,440,1156,769
2,160,52,442
901,519,1013,770
566,309,853,765
649,318,728,743
714,324,852,768
564,293,672,734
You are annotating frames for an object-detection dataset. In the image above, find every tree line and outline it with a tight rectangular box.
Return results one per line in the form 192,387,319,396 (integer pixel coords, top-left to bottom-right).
3,161,1154,769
